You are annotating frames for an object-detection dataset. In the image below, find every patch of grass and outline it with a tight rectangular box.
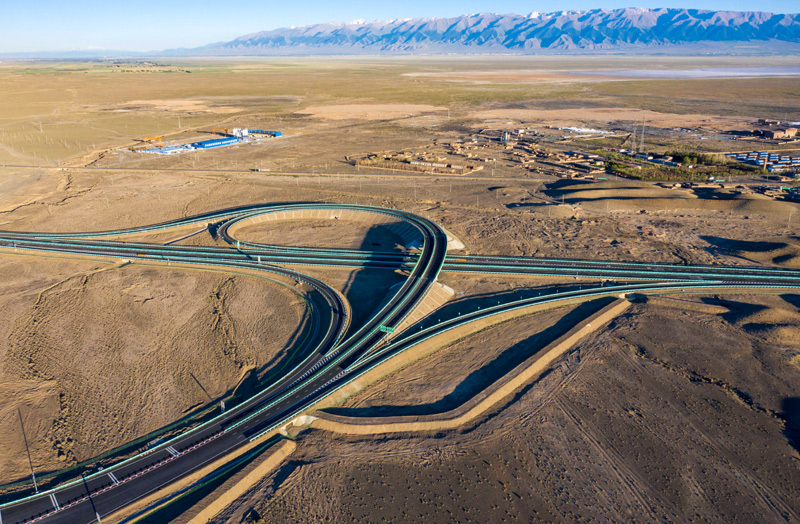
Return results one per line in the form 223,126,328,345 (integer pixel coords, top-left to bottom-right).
596,149,765,181
2,57,799,165
595,77,800,120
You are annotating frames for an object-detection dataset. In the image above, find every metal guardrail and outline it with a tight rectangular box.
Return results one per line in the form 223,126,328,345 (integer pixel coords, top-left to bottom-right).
0,203,445,522
1,202,798,523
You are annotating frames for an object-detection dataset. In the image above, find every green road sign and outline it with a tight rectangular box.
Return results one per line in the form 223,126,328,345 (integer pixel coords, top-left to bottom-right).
379,326,395,334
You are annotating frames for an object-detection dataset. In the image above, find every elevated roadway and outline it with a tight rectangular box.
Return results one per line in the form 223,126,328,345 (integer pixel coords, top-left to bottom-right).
4,236,800,285
0,203,796,524
0,203,445,524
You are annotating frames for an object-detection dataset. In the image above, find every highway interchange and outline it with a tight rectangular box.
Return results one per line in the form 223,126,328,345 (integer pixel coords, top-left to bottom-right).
1,202,800,524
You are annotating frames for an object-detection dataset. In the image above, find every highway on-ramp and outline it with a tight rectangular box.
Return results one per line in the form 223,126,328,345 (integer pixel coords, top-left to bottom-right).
0,203,446,524
0,202,797,524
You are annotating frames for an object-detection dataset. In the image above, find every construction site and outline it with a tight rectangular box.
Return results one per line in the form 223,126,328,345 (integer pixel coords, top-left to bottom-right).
129,128,282,156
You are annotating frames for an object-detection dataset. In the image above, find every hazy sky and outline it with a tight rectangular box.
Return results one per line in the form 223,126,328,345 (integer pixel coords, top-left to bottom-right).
2,0,798,53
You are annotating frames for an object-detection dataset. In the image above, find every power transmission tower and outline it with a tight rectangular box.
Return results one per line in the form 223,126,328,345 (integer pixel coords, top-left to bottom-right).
640,118,647,153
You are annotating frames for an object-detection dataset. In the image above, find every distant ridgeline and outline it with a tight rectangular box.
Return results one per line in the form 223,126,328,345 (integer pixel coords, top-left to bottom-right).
178,9,800,55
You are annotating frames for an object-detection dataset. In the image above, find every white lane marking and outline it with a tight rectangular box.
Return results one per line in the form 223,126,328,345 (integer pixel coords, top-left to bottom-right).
108,472,119,484
166,446,179,456
49,493,60,510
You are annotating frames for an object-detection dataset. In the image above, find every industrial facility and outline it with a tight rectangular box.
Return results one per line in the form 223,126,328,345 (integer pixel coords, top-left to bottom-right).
137,128,282,155
725,119,800,142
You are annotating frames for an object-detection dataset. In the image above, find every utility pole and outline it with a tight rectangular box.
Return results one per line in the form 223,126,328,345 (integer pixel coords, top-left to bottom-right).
189,372,213,403
18,408,38,493
640,118,647,153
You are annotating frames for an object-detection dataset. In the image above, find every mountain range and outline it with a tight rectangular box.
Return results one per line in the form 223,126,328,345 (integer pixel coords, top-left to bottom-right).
183,8,800,55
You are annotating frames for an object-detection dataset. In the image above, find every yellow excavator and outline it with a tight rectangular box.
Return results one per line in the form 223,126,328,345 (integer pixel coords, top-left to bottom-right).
129,136,163,151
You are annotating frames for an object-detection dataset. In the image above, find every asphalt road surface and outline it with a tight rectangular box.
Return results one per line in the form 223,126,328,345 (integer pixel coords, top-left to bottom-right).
0,202,797,524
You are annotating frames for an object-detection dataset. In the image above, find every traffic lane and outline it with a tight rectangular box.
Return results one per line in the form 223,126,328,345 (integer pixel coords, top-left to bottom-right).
68,344,333,523
2,337,334,521
242,302,450,437
11,342,331,524
348,279,800,374
2,442,174,524
42,355,342,523
12,237,800,281
7,227,800,277
239,366,345,440
0,237,414,267
454,256,800,276
440,264,800,282
0,256,341,521
2,210,442,522
24,427,249,524
12,275,789,524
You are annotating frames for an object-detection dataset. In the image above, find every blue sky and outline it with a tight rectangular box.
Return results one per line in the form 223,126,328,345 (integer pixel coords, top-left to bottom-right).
2,0,798,53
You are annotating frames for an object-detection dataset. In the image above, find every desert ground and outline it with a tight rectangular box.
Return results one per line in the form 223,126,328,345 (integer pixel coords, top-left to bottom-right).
0,56,799,523
217,293,800,524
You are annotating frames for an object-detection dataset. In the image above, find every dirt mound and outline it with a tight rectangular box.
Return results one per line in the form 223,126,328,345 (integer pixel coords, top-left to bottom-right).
702,236,800,266
539,180,799,221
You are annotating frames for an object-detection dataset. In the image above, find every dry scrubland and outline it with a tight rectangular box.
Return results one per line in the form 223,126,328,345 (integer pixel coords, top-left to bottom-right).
0,57,799,521
223,294,800,524
0,254,307,481
235,219,408,251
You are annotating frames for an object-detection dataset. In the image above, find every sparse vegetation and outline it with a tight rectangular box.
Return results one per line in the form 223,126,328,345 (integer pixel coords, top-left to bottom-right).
2,56,800,523
598,149,766,181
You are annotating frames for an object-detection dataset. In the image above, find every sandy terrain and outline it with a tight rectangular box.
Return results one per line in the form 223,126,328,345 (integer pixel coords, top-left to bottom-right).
0,155,797,488
296,104,447,120
235,218,409,251
0,255,306,481
1,57,799,522
329,304,582,417
1,161,797,488
474,107,751,130
403,71,609,84
300,267,407,338
223,294,800,524
117,100,241,114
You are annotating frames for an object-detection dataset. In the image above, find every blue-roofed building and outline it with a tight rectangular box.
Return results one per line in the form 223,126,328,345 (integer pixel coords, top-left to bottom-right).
191,137,240,149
